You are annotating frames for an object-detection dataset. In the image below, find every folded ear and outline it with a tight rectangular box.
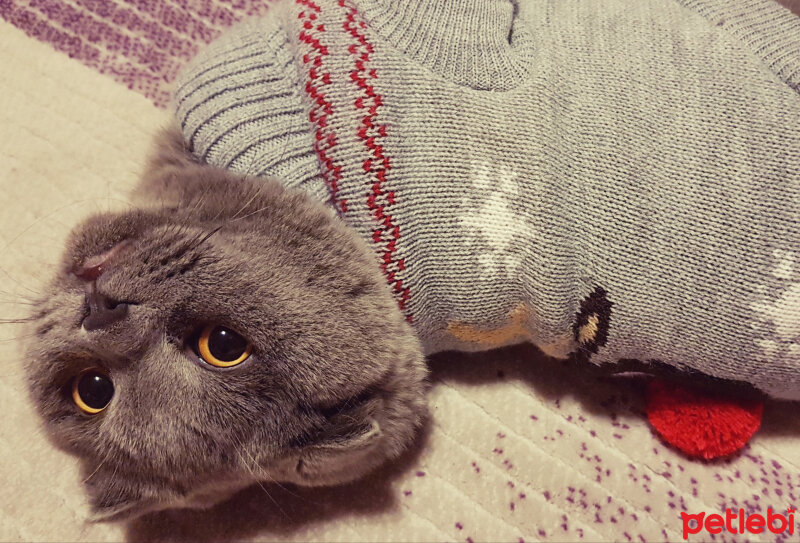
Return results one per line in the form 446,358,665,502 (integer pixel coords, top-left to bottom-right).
135,125,249,209
132,125,293,219
134,125,201,204
292,418,387,486
145,125,199,173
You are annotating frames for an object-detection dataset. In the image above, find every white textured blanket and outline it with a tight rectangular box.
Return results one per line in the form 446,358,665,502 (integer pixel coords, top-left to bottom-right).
1,2,799,541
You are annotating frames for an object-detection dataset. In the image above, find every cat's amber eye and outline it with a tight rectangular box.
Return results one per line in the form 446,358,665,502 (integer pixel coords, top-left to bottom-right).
72,370,114,414
196,325,252,368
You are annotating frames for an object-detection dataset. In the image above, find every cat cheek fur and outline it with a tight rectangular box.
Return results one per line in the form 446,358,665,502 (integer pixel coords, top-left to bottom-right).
83,460,254,522
25,126,430,519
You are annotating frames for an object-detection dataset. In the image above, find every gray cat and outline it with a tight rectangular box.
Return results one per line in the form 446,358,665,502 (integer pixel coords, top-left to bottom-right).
23,0,800,523
25,127,428,521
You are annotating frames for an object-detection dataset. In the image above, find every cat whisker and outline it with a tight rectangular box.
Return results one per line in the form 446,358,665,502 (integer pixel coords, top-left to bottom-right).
232,439,290,519
0,290,39,304
106,461,120,496
229,204,271,223
250,468,290,519
2,196,135,258
81,457,108,485
0,318,34,324
190,226,224,251
241,131,270,179
261,472,302,501
328,390,364,418
93,196,138,212
0,332,38,343
0,198,133,298
210,202,232,224
229,182,269,221
245,447,303,501
0,299,37,306
0,267,43,299
245,122,294,179
0,365,29,378
189,186,214,215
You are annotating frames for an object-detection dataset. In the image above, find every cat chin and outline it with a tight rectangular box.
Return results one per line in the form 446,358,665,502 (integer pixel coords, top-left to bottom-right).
85,420,388,523
86,376,427,523
86,477,253,523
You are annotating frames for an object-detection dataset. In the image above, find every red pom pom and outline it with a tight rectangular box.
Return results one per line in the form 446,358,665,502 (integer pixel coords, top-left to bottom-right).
646,379,763,459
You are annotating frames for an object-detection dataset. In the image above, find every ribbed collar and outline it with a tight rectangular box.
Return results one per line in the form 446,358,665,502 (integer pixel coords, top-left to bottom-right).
675,0,800,93
355,0,534,91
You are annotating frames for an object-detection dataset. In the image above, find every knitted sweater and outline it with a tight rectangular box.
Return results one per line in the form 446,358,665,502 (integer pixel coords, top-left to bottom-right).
173,0,800,400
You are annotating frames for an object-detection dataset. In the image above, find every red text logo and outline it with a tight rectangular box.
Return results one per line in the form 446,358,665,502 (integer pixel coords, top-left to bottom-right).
681,507,796,540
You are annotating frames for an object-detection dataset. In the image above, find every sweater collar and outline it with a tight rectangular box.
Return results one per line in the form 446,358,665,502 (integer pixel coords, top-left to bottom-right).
354,0,534,91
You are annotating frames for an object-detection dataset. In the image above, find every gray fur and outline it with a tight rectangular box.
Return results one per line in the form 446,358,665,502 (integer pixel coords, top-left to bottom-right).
25,127,428,521
23,0,800,521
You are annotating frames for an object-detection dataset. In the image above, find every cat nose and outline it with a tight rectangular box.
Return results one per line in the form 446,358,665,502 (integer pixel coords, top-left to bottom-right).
82,282,129,331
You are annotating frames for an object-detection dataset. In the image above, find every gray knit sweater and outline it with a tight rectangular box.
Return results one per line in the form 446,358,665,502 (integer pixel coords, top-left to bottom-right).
173,0,800,400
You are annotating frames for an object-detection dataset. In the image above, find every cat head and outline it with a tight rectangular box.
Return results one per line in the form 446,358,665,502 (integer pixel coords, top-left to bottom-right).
24,128,428,521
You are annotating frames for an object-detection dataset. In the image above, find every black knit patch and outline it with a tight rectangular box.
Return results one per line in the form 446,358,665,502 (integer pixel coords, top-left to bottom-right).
573,286,613,357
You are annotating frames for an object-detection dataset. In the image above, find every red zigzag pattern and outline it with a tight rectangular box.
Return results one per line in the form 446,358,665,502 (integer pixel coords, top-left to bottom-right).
296,0,347,214
340,0,412,322
296,0,412,322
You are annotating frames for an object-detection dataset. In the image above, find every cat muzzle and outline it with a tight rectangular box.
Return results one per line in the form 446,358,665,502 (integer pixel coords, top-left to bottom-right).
81,281,130,331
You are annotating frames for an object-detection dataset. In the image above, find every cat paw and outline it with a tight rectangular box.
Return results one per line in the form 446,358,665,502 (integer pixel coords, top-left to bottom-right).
645,379,763,460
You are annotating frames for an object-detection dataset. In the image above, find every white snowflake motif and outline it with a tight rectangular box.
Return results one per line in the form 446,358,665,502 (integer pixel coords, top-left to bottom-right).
460,160,532,281
751,249,800,364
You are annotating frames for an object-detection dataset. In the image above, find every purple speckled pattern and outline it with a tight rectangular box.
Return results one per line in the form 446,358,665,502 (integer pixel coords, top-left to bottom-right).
400,349,800,542
0,0,275,107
